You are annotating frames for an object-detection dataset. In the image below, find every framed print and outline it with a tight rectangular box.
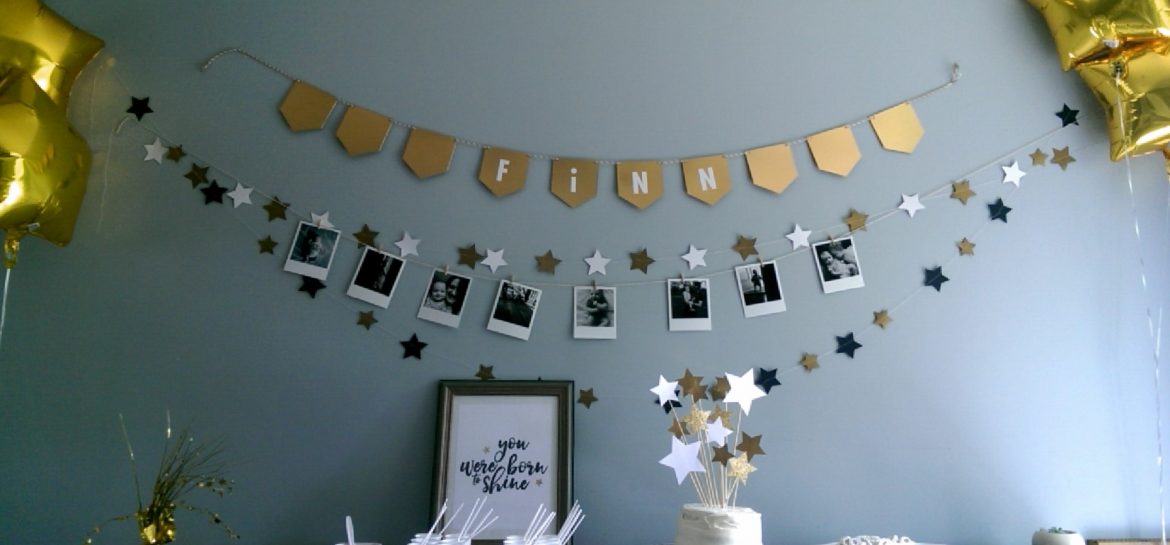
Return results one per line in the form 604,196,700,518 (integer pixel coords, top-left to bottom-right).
572,286,616,339
812,237,865,294
418,269,473,328
734,260,786,318
433,380,574,544
666,278,712,331
487,280,542,341
283,220,341,280
346,246,405,308
1087,541,1162,545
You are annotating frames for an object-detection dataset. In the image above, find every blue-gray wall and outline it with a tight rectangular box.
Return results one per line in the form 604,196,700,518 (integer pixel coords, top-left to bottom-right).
3,2,1168,544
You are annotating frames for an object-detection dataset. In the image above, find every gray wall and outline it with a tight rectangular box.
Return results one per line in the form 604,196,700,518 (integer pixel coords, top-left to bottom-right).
2,2,1168,544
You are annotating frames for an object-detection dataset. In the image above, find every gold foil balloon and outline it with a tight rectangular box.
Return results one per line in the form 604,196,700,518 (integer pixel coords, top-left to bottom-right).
0,0,105,107
1027,0,1170,70
1077,46,1170,159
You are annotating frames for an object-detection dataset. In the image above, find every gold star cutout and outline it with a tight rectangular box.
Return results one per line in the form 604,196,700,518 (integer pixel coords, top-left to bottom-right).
357,311,377,330
873,309,892,329
483,446,490,454
958,238,976,256
1029,148,1048,166
950,180,975,205
681,405,711,433
708,404,732,427
1051,146,1075,170
535,250,562,274
844,209,868,232
263,197,289,222
710,376,731,401
257,236,278,254
534,478,543,487
353,224,379,248
577,388,597,408
458,244,485,268
727,453,757,483
677,369,707,402
732,235,758,261
166,145,186,162
184,164,209,188
668,419,689,439
736,432,765,461
800,353,819,372
711,445,734,466
629,248,654,274
475,365,495,381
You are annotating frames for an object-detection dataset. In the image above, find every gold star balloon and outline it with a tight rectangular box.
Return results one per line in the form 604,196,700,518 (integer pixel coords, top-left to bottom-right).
0,0,105,107
1026,0,1170,70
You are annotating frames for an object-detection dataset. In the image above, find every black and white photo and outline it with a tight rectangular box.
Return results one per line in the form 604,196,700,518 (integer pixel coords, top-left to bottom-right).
417,269,472,328
667,278,712,331
735,260,786,318
345,246,405,308
812,237,865,294
573,286,617,340
487,280,542,340
283,221,341,280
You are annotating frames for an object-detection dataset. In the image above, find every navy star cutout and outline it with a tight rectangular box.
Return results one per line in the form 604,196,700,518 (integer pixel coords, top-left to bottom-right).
988,198,1012,223
755,367,781,394
298,276,325,298
655,391,684,414
1056,104,1079,127
127,96,153,120
924,266,949,292
836,332,862,358
200,181,227,204
400,334,427,359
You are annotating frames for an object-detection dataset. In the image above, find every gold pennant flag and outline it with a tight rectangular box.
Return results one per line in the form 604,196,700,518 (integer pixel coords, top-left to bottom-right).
278,81,336,132
681,155,731,205
478,148,528,197
745,143,797,194
550,158,598,208
807,126,861,176
402,128,456,179
870,102,923,153
615,161,663,209
336,105,391,156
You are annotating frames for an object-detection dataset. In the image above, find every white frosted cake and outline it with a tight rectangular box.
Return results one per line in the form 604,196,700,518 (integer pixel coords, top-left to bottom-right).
674,503,762,545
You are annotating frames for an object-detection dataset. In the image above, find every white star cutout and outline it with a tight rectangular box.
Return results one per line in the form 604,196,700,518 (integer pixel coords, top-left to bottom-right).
584,249,611,276
226,183,253,208
311,212,334,229
143,138,166,163
898,193,925,218
723,369,766,415
481,248,507,273
1001,161,1026,187
680,245,707,270
658,436,706,485
395,232,421,258
650,375,679,407
705,417,732,447
786,224,812,249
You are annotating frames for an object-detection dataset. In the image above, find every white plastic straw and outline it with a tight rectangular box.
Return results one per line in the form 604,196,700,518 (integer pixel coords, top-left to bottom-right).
437,503,464,536
345,516,355,545
470,515,499,539
523,504,546,544
422,501,448,545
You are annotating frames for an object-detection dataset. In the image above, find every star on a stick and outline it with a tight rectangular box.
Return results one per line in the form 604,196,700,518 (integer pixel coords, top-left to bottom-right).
989,198,1012,223
535,250,561,274
958,238,976,256
668,419,689,439
458,244,485,268
681,245,707,270
786,224,812,249
184,164,209,188
800,353,819,372
650,375,680,407
1001,161,1026,187
395,232,421,257
712,445,734,466
257,236,278,254
736,432,766,461
873,309,892,329
263,197,289,222
357,311,377,330
482,248,508,273
727,453,757,484
400,334,427,359
836,332,862,358
950,180,975,205
724,369,766,415
1051,146,1076,170
677,369,707,402
127,96,152,120
475,365,495,381
898,194,925,218
352,224,379,248
845,209,868,232
708,404,731,428
732,235,758,261
705,416,732,447
577,388,597,408
584,250,611,275
200,181,227,204
629,248,654,274
227,183,253,208
924,266,949,291
143,138,166,163
1056,104,1079,127
1030,148,1049,166
299,276,325,298
709,376,731,401
659,436,705,485
681,405,711,433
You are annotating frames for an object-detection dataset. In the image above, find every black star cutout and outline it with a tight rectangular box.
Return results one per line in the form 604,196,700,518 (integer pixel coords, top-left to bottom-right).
184,164,209,188
257,236,278,254
836,332,862,358
656,395,683,414
357,311,377,330
400,334,427,360
475,365,495,381
127,96,153,120
165,145,186,162
754,367,781,394
200,181,227,205
264,197,289,222
988,198,1012,223
298,276,325,298
577,388,598,408
1056,104,1079,127
353,224,379,248
924,266,949,292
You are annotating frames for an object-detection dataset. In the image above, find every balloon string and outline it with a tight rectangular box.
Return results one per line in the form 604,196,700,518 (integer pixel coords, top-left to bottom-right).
0,267,11,353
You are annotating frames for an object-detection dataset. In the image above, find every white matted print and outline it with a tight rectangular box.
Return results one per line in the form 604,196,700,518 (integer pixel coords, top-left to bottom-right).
667,278,712,331
345,246,405,308
735,260,787,318
417,269,473,328
487,280,542,341
283,221,341,280
573,286,616,340
812,237,865,294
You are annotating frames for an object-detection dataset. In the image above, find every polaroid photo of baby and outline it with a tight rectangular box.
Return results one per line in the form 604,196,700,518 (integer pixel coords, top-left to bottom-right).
417,269,472,328
734,260,786,318
283,220,341,281
812,237,865,294
487,280,542,341
345,246,405,308
666,278,712,332
573,286,616,340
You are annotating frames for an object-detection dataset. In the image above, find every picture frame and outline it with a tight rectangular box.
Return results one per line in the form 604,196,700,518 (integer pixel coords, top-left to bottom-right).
418,268,473,328
345,246,405,308
432,380,574,544
283,220,341,281
572,286,616,339
1087,540,1162,545
734,260,786,318
487,280,542,341
811,236,865,294
666,278,712,331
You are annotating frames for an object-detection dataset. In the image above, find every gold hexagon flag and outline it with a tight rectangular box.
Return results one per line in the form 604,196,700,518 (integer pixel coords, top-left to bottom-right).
745,143,797,194
478,148,528,197
615,161,663,209
550,158,598,208
279,81,336,132
681,155,732,205
402,127,456,179
335,105,390,156
870,103,923,154
807,126,861,176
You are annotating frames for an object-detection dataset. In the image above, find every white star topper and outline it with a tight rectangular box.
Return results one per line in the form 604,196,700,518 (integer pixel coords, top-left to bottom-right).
650,375,679,407
658,436,706,485
723,368,766,415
